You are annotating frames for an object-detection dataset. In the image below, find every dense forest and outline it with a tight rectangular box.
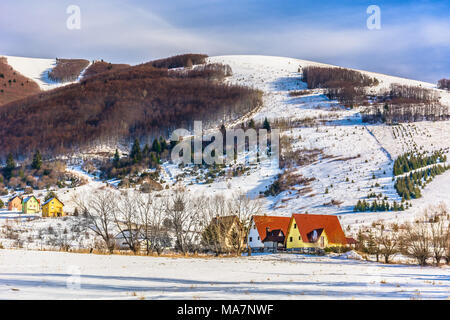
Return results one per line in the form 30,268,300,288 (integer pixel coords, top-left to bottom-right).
0,57,40,106
302,66,379,106
0,55,262,158
82,60,130,79
150,54,208,69
362,84,448,124
48,58,90,82
174,63,233,81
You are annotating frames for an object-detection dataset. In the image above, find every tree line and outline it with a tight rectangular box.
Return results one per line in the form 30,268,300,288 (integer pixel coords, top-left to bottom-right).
393,150,447,176
394,164,449,201
150,54,208,69
302,66,379,106
48,58,90,82
362,84,448,124
354,199,405,212
74,189,261,256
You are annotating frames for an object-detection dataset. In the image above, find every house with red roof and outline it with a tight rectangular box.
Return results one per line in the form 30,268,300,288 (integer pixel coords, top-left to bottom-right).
248,215,291,250
285,214,347,249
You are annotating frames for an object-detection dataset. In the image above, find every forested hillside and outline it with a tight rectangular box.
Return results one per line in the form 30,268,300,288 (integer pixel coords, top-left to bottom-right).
0,57,40,106
48,58,90,82
0,56,262,157
82,60,130,79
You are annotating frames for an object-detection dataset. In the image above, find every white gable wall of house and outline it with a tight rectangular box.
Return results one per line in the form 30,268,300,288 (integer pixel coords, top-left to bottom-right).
247,219,264,249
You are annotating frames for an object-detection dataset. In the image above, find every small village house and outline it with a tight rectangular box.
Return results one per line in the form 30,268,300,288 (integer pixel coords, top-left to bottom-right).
8,195,22,211
22,196,40,214
42,197,65,217
202,215,244,254
247,215,290,251
285,214,347,250
346,237,358,248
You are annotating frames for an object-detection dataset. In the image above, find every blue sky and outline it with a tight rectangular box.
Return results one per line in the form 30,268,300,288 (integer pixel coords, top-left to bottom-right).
1,0,449,82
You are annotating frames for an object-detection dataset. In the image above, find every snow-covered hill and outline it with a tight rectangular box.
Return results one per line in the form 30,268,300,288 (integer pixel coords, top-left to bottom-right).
167,55,450,230
2,55,90,91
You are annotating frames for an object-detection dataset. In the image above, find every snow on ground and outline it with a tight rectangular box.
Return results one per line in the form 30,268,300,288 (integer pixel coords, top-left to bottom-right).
0,250,448,300
2,56,90,91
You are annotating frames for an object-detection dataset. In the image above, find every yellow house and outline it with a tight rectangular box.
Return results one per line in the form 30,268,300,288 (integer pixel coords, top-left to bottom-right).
285,214,347,249
42,197,65,218
22,196,41,214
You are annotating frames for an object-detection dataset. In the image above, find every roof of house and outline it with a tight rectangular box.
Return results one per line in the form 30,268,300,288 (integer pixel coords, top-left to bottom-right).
23,196,39,204
346,237,358,245
252,215,291,241
263,229,285,243
291,214,347,245
8,195,21,202
42,197,64,207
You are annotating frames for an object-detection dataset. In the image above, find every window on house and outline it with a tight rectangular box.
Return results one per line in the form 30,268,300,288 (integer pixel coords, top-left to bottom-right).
257,236,260,240
249,237,253,242
290,237,293,242
294,224,297,229
298,236,301,240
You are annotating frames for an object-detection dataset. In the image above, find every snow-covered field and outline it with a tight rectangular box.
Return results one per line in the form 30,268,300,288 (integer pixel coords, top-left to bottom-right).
0,249,448,300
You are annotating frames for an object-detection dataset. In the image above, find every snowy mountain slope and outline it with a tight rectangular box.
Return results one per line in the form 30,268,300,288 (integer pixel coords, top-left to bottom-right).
1,54,449,237
166,55,450,230
2,55,91,91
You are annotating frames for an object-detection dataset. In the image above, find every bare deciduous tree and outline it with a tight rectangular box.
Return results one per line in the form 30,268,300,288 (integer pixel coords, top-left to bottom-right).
377,225,399,264
114,192,142,253
401,220,431,266
165,189,203,254
74,189,117,253
136,193,171,255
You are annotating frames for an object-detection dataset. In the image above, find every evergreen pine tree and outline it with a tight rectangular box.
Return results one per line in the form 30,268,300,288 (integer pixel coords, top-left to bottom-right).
130,139,142,163
152,138,162,154
142,144,150,158
263,117,271,132
159,136,168,151
4,153,15,179
31,150,42,170
113,149,120,168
